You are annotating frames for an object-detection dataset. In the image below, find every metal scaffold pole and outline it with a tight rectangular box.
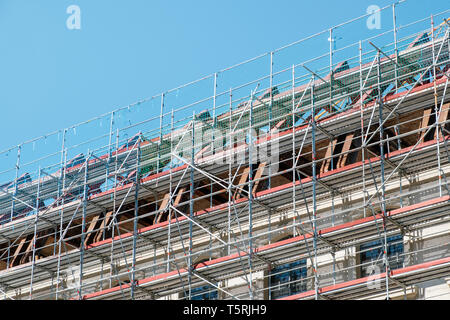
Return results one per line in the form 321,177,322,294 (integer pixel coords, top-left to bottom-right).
359,40,367,219
269,51,274,190
392,3,399,94
167,109,174,273
329,27,333,111
29,166,41,299
292,64,297,237
188,111,195,299
157,94,165,174
110,129,120,289
248,87,255,300
55,148,68,300
228,88,232,256
10,145,21,223
131,141,141,299
311,75,319,300
78,149,90,300
58,129,67,203
431,15,443,197
375,49,390,300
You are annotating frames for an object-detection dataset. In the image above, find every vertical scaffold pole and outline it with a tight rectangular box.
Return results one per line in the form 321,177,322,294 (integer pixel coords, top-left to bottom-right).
131,141,141,299
269,51,274,190
248,86,254,300
58,129,67,203
167,108,174,272
292,65,296,237
376,51,389,300
188,111,195,299
6,239,10,271
392,4,399,94
55,148,68,300
10,145,21,223
311,75,319,300
393,3,402,204
431,15,443,197
329,32,336,227
29,166,41,299
213,72,218,151
158,93,165,174
329,28,333,112
228,88,232,256
213,73,217,123
106,112,115,188
110,129,120,289
78,149,90,300
212,73,218,206
359,41,367,219
54,128,66,297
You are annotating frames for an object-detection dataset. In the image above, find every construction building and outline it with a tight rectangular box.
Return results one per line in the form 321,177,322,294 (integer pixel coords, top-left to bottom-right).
0,3,450,300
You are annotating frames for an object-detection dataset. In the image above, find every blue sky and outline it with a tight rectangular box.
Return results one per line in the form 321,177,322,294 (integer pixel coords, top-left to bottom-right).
0,0,448,179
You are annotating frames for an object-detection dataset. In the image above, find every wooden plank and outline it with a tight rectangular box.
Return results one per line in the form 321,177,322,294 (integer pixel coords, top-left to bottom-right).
418,108,432,142
155,193,170,224
159,193,170,211
20,231,54,263
10,237,27,267
435,103,449,139
20,236,35,264
337,133,354,168
94,211,113,243
169,187,186,220
252,162,266,195
234,167,250,199
84,215,101,246
173,187,186,207
320,139,337,174
0,260,6,271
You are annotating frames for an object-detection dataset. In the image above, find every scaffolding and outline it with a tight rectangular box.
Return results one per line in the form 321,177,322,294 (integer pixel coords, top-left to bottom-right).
0,2,450,300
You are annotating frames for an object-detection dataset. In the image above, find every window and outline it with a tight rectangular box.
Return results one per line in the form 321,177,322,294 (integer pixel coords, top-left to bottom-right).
360,234,404,277
185,284,218,300
269,259,307,299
